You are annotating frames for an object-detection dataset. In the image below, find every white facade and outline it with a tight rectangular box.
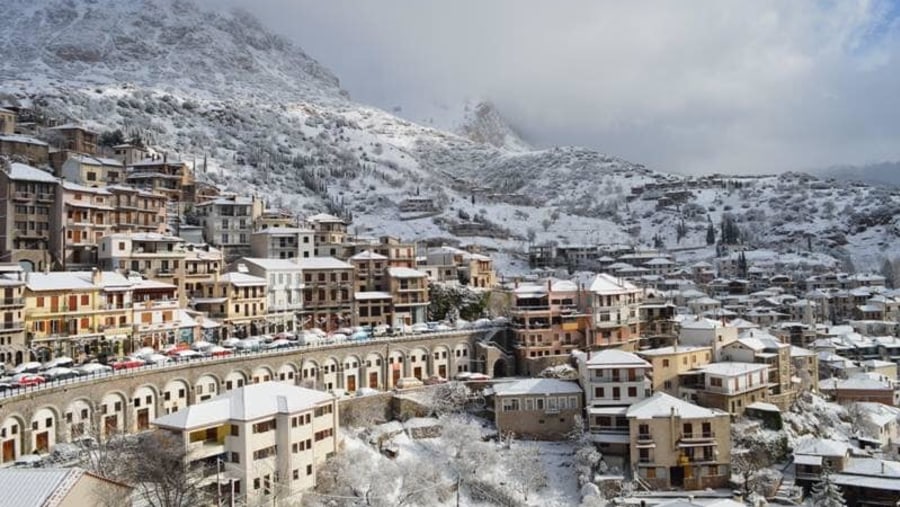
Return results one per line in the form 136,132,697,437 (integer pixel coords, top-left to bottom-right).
699,362,769,395
239,258,304,314
153,383,338,505
678,317,738,360
250,227,315,260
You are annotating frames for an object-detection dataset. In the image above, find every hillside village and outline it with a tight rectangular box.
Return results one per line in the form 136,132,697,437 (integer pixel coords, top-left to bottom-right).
1,100,900,507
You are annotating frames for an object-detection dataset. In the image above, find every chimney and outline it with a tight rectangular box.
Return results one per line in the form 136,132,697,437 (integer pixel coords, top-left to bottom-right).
91,268,102,285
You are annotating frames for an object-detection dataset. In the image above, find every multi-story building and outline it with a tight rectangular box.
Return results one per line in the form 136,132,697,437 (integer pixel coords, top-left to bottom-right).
349,250,389,293
296,257,354,331
0,162,59,271
0,107,15,134
107,185,168,234
579,349,651,455
110,143,150,166
98,232,187,304
0,134,49,166
678,317,739,361
0,264,26,366
61,154,125,186
132,278,193,350
424,246,496,288
255,209,296,230
24,270,134,362
194,271,267,339
638,344,713,395
306,214,348,255
510,279,590,375
722,330,794,409
249,227,314,260
47,124,98,155
493,378,583,440
152,383,338,506
627,392,731,490
196,195,264,262
126,157,194,203
354,291,393,328
183,243,225,299
240,258,304,333
790,345,819,393
54,182,114,270
690,362,770,416
589,274,643,350
387,267,429,327
368,236,416,269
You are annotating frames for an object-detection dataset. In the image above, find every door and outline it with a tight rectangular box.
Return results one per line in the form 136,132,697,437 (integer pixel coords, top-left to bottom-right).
35,432,49,453
137,409,149,431
2,440,14,463
346,375,356,393
391,367,401,387
438,365,447,378
670,466,684,487
104,415,117,436
413,367,422,380
369,372,378,388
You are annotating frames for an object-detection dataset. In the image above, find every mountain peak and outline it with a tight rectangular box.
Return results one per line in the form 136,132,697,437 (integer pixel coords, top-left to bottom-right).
456,100,531,152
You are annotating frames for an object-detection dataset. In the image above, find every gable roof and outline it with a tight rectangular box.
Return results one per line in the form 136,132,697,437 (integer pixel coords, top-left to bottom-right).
295,257,352,270
589,273,639,294
153,383,334,429
585,349,650,367
350,250,388,261
493,378,582,396
627,392,724,419
7,162,57,183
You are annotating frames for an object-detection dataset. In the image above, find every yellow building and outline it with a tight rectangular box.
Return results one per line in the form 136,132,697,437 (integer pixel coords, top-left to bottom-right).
627,392,731,490
193,271,267,339
24,270,134,361
638,344,713,395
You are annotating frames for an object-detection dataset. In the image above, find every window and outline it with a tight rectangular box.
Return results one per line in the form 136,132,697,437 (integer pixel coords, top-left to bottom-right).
231,452,240,463
627,386,637,398
253,446,277,460
253,478,261,490
252,419,277,433
230,425,239,436
293,469,300,480
315,428,334,441
501,398,520,411
307,464,313,476
645,467,656,479
612,387,620,400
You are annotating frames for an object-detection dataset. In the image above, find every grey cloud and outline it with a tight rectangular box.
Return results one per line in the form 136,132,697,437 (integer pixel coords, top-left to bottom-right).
202,0,900,174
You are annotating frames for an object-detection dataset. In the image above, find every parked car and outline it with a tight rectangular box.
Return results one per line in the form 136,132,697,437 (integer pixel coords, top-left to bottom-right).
221,338,242,349
175,350,204,362
424,375,448,385
111,358,145,371
329,333,348,343
13,362,42,375
395,377,424,390
263,339,292,350
75,363,113,376
142,354,173,366
206,346,233,358
41,367,81,381
349,330,371,341
432,323,453,332
42,356,75,370
191,340,214,352
13,454,44,468
0,382,15,392
410,323,430,334
234,338,262,352
372,325,391,337
133,347,157,360
13,374,45,387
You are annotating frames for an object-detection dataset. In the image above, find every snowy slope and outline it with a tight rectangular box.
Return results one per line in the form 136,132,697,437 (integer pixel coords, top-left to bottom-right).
2,0,899,276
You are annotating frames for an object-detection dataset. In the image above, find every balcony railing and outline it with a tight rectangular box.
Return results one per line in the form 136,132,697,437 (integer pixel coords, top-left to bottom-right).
0,321,24,331
590,426,629,434
0,297,24,307
637,433,653,443
681,432,716,441
37,193,54,202
13,191,34,200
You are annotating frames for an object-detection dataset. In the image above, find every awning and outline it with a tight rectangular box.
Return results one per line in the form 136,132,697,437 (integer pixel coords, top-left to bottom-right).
635,443,656,449
587,407,629,416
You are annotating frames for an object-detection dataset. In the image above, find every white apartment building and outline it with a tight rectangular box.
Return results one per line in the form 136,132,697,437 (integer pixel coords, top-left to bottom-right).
239,258,304,332
152,383,338,506
578,349,651,454
250,227,315,260
195,195,264,262
692,362,770,416
677,317,738,361
589,274,643,350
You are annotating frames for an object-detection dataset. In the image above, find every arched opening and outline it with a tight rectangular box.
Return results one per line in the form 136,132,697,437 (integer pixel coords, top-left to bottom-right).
492,359,507,378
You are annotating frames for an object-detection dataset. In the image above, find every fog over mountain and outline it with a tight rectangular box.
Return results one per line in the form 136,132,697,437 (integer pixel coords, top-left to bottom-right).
203,0,900,175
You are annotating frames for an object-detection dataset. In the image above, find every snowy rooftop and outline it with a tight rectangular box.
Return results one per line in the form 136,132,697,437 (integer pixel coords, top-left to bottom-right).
296,257,353,270
387,267,426,278
492,378,582,396
793,438,851,457
638,345,710,356
153,383,334,429
585,349,651,367
251,227,312,235
355,291,392,300
306,213,345,223
26,271,131,291
627,392,725,420
0,468,93,507
240,258,302,271
588,273,639,294
7,162,56,182
699,362,768,376
0,134,48,146
349,249,388,261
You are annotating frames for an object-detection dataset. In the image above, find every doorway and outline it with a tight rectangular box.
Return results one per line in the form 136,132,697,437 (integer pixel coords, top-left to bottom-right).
35,432,49,453
438,365,447,378
670,466,684,487
137,409,149,431
2,440,15,463
346,375,356,392
413,367,422,380
369,372,378,388
492,359,507,378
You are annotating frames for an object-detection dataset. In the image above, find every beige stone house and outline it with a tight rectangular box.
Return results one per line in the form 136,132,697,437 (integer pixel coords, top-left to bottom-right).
0,162,59,271
297,257,355,331
493,378,583,440
638,344,713,395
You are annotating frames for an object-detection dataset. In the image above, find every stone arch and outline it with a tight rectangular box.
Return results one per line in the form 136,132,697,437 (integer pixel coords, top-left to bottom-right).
131,385,159,432
341,354,362,392
364,352,385,389
100,390,128,439
195,374,221,402
387,348,409,389
224,370,248,391
409,347,430,380
63,398,93,442
161,378,191,416
492,358,507,378
0,413,26,464
431,344,452,380
30,406,61,453
453,343,472,376
251,365,275,384
299,359,320,389
276,362,298,385
320,356,341,392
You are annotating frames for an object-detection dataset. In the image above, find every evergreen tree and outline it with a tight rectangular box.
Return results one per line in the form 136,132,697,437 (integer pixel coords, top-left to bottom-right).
881,257,895,288
706,223,716,245
808,467,846,507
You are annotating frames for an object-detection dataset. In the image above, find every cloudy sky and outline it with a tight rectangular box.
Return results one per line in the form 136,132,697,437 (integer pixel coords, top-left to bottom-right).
206,0,900,175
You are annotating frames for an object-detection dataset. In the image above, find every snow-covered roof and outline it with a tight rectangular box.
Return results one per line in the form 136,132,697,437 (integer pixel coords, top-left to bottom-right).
835,374,893,391
349,250,388,261
794,438,851,457
0,134,48,146
588,273,638,294
7,162,56,182
387,267,426,279
0,468,98,507
153,383,334,429
239,258,302,271
105,231,181,242
295,257,352,270
62,180,112,195
746,401,780,412
627,392,725,419
48,123,97,133
584,349,650,367
492,378,582,396
252,227,313,235
306,213,345,223
66,154,122,167
25,271,131,291
699,362,768,376
638,345,710,356
679,317,727,330
218,272,267,286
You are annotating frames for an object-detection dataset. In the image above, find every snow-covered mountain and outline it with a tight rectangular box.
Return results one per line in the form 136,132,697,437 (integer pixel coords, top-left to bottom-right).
2,0,899,275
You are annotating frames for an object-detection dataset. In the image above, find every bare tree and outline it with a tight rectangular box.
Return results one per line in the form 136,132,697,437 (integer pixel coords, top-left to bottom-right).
125,431,213,507
504,443,547,502
427,381,471,417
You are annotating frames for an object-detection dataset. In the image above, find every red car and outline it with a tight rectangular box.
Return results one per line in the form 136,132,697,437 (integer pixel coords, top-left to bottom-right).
111,358,145,371
14,374,45,387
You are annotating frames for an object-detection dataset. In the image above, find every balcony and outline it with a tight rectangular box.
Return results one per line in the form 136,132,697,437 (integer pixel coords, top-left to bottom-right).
13,191,34,201
0,297,24,308
0,321,24,331
37,193,54,202
590,426,629,434
636,433,653,444
680,432,716,443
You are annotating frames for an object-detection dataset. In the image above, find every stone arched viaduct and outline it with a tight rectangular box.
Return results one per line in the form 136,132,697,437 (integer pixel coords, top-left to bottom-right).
0,329,499,464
